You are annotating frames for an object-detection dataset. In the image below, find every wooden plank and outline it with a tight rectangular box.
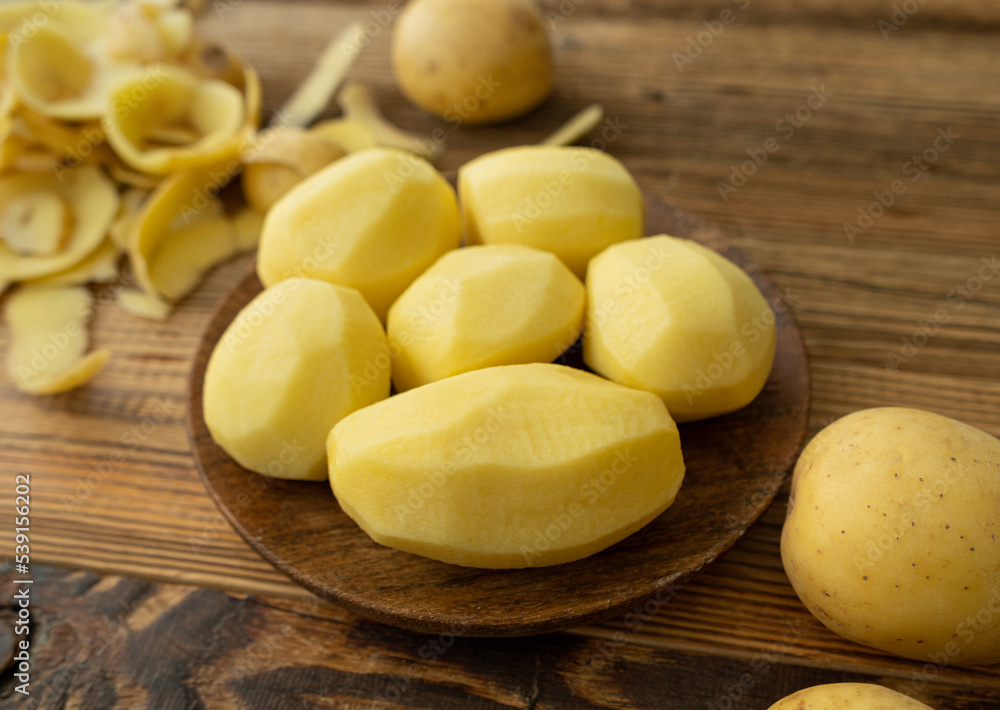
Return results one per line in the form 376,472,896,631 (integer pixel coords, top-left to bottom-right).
0,0,997,695
1,565,997,709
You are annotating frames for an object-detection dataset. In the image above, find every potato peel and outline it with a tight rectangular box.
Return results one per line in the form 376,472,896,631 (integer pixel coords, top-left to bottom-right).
310,118,378,154
540,104,605,146
0,166,119,282
25,239,120,287
277,21,365,129
127,164,230,300
104,64,249,175
116,289,173,321
338,83,442,161
4,285,110,395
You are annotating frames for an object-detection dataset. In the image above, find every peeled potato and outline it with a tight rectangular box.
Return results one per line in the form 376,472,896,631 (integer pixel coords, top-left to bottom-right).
767,683,935,710
584,236,776,422
258,147,461,320
204,278,391,480
782,408,1000,665
392,0,552,125
388,244,585,391
328,363,685,568
459,146,644,276
4,285,110,395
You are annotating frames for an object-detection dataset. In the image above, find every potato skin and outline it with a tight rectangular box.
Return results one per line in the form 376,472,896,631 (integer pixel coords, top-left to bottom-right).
767,683,934,710
391,0,552,125
781,407,1000,665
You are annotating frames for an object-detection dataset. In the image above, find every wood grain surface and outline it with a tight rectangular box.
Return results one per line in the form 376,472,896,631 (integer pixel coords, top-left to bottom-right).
3,565,1000,709
187,200,808,636
1,0,998,706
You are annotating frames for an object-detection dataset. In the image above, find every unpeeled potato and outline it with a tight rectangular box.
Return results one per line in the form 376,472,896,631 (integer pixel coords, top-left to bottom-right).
768,683,934,710
782,407,1000,665
392,0,552,125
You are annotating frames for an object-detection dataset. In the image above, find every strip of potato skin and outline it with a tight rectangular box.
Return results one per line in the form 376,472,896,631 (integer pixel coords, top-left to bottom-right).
4,285,110,395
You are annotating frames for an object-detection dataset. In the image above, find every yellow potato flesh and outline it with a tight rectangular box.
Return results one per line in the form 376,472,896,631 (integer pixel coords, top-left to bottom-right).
258,147,461,321
8,24,138,121
328,363,685,568
0,166,119,282
392,0,552,125
116,289,172,321
767,683,934,710
310,118,378,154
128,164,246,304
4,286,110,395
26,239,119,287
458,145,644,276
781,407,1000,665
204,279,391,481
0,190,72,256
584,235,776,423
148,215,238,301
388,244,585,391
336,84,441,161
104,64,247,174
241,127,345,214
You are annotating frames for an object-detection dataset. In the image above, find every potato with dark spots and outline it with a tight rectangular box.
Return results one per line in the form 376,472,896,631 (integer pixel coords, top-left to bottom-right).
781,407,1000,665
767,683,934,709
391,0,552,124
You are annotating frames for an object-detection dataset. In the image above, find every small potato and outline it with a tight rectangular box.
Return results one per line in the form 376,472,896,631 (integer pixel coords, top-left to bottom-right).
768,683,934,710
584,236,776,422
387,244,585,391
257,147,461,321
781,407,1000,665
392,0,552,125
459,146,644,277
203,278,390,480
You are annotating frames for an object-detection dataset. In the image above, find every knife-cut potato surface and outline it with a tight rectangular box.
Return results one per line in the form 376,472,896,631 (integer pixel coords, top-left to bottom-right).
387,244,585,391
204,278,390,481
328,363,685,568
782,407,1000,665
458,146,643,276
584,235,776,423
258,147,461,320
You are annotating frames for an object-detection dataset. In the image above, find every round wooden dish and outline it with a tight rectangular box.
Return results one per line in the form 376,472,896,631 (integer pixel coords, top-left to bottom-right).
187,199,810,637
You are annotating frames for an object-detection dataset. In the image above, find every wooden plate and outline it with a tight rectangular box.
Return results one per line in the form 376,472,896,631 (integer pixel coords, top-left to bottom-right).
187,199,810,637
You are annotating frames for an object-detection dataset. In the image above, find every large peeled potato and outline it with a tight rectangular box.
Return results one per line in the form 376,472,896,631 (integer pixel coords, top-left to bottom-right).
392,0,552,125
782,407,1000,665
584,235,776,423
258,147,461,320
458,146,644,276
768,683,934,710
328,363,685,568
203,278,390,481
387,244,585,391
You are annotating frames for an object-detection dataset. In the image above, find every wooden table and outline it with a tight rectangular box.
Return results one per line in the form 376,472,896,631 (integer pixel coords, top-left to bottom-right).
2,0,999,707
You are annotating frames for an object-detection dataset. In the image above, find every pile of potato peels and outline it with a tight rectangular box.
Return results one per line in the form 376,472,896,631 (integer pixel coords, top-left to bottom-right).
0,0,448,395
